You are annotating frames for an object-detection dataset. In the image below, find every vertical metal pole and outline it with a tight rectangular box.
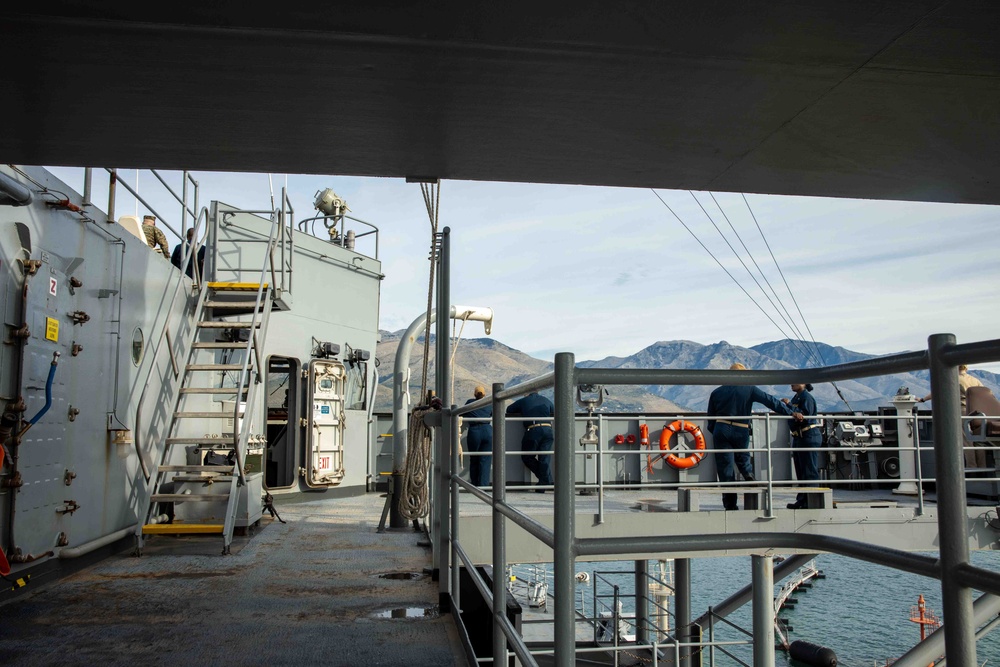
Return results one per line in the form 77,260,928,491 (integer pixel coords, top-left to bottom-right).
635,560,649,645
181,170,189,237
82,168,93,208
107,168,117,225
751,555,774,667
914,414,925,515
554,352,576,667
675,558,691,667
928,333,976,667
450,405,461,613
598,413,605,522
764,415,773,518
491,382,508,667
280,186,287,293
435,228,451,604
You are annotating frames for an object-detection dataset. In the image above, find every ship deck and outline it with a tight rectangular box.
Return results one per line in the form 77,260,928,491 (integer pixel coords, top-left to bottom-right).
0,493,466,667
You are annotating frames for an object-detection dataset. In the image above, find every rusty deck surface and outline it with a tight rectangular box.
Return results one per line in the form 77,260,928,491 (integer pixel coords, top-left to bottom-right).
0,493,466,667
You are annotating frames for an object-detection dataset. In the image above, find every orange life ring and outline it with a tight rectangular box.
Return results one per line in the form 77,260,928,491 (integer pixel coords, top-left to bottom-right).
659,420,706,469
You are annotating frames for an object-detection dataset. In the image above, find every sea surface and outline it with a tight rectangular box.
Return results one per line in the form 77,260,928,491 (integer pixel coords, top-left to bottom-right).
515,550,1000,665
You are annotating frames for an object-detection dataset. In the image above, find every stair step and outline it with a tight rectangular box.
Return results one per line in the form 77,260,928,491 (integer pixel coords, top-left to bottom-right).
166,437,237,445
172,474,235,483
179,387,242,394
151,493,230,502
197,321,262,329
174,411,245,419
186,364,251,371
158,465,235,473
192,342,248,349
142,523,225,535
205,300,263,309
207,282,268,291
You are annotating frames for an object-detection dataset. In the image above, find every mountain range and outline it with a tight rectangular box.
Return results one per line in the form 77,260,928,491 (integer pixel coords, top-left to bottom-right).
373,332,1000,414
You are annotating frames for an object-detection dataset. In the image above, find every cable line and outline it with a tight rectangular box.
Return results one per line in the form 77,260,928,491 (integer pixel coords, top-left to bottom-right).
687,191,817,364
741,193,854,410
650,189,805,348
707,192,823,368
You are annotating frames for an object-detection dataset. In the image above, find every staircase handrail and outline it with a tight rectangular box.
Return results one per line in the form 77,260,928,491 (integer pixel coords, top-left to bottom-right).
229,211,283,487
133,207,210,482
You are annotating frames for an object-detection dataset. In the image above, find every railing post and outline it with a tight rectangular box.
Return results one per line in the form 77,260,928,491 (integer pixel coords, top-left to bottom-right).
928,333,976,667
635,559,649,645
751,554,774,667
764,415,773,518
450,404,461,614
675,558,691,667
435,227,451,606
491,382,508,667
554,352,576,667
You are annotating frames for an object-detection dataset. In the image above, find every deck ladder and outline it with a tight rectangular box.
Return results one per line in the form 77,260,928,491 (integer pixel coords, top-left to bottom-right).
135,211,286,555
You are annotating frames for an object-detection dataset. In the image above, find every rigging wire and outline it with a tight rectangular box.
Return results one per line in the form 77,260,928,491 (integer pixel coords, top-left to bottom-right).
707,192,824,368
740,193,854,410
418,181,441,402
688,191,818,365
650,189,803,345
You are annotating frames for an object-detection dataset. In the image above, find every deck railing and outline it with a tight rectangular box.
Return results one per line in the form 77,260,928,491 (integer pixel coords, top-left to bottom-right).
441,334,1000,667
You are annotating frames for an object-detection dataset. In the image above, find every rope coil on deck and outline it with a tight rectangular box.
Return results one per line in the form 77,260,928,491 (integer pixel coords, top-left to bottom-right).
400,406,434,519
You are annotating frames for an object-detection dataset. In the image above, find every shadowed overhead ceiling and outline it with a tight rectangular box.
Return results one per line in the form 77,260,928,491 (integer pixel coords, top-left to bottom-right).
3,2,998,204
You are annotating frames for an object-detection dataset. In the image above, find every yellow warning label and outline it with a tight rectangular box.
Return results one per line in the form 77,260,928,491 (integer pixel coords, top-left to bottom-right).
45,317,59,342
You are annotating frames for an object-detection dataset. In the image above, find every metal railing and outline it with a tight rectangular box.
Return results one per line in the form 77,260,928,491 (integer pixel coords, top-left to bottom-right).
441,334,1000,667
297,212,380,259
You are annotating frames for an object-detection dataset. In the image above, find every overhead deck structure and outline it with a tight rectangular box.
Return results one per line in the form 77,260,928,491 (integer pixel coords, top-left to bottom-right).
3,1,1000,204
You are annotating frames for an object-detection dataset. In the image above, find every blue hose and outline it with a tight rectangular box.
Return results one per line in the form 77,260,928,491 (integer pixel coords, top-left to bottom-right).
26,352,59,426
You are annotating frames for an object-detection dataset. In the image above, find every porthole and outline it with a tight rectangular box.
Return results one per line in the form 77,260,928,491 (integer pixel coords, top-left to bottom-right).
131,327,144,366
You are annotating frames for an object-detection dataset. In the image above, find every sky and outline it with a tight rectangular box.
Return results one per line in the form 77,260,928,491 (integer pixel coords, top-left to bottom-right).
47,167,1000,368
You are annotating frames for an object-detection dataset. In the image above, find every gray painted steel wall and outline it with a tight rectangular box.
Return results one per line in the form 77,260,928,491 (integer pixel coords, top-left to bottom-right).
0,166,193,560
0,167,383,572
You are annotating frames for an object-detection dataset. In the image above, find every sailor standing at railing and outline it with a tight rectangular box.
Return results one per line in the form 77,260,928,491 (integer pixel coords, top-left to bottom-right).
707,363,799,510
506,391,555,493
464,385,494,487
783,383,820,509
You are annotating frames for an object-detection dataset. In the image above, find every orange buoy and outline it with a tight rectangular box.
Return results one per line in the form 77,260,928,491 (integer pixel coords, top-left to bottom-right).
659,420,706,469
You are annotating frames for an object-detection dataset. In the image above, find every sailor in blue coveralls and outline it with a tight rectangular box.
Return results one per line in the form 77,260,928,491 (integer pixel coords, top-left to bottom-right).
707,363,798,510
506,391,555,492
464,385,493,487
784,383,821,509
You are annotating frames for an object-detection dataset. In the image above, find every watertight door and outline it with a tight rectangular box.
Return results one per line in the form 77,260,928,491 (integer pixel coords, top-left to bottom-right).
305,359,347,487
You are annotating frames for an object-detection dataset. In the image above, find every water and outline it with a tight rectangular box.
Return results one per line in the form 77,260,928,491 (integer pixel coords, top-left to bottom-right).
516,550,1000,665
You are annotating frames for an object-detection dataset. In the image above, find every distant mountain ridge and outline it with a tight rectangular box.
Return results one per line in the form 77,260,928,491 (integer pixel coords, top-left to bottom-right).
374,332,1000,413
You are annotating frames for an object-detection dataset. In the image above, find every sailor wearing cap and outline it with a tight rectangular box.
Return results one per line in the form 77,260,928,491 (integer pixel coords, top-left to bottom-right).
465,385,493,487
784,383,821,509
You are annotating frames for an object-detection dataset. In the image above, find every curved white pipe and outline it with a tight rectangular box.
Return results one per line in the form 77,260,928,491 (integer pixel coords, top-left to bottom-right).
58,524,137,559
392,305,494,472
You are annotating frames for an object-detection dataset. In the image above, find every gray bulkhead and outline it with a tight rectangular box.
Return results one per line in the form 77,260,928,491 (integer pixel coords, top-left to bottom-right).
0,167,383,569
208,204,382,495
0,166,193,560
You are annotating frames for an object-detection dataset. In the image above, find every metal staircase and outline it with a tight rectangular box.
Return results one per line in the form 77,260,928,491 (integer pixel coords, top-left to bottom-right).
135,201,291,556
136,281,274,554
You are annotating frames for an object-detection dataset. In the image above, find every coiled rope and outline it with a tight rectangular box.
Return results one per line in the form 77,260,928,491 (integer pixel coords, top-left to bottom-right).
400,406,434,519
400,181,441,520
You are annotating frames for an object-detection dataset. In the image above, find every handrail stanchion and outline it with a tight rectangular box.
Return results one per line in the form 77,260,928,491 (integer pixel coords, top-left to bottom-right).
928,333,977,667
764,415,774,518
435,227,451,604
597,412,605,523
491,382,508,667
914,413,925,516
553,352,577,667
450,405,461,614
